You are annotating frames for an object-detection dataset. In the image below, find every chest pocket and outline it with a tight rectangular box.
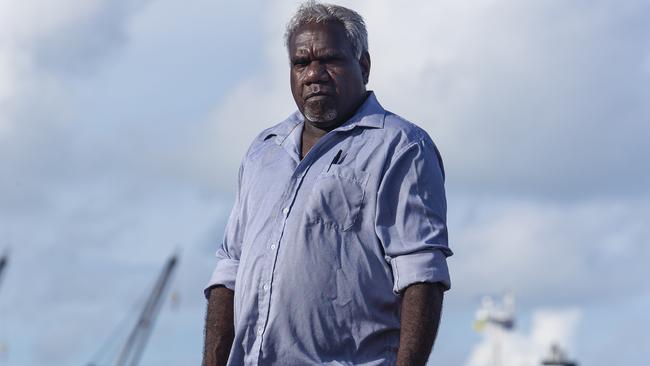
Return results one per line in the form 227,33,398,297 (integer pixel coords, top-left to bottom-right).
305,165,369,231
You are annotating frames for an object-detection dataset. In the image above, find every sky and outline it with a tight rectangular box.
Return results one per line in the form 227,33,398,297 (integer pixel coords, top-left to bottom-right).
0,0,649,365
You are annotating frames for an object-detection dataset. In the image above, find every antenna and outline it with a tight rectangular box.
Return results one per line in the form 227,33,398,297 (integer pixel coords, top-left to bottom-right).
541,343,578,366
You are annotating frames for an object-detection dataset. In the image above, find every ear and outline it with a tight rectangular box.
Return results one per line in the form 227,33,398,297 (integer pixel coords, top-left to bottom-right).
359,51,371,85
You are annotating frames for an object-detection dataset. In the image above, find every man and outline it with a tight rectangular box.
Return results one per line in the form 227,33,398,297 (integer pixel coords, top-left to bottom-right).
203,2,452,365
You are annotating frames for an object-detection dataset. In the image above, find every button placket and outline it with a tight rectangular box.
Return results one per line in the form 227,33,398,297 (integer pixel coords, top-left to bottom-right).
254,164,312,361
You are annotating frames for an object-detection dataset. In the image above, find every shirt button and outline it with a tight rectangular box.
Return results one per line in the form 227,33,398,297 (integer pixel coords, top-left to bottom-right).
257,327,263,335
282,207,289,215
263,284,269,291
270,244,277,250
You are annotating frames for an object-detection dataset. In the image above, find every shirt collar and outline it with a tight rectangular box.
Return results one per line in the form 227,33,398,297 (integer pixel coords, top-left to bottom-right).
263,91,386,145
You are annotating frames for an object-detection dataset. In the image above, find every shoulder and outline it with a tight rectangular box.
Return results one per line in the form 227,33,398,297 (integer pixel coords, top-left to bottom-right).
384,111,429,139
374,110,445,178
244,111,302,162
377,110,439,155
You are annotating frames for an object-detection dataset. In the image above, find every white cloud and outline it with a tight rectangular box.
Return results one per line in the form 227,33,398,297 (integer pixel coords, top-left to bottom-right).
465,308,581,366
448,196,650,304
0,0,648,364
361,0,650,198
0,0,147,137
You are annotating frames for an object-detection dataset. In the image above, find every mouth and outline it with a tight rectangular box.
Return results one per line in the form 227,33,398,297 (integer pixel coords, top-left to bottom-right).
305,94,331,102
304,88,334,101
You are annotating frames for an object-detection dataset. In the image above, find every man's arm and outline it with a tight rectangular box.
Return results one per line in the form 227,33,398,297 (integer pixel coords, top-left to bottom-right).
396,282,445,366
202,286,235,366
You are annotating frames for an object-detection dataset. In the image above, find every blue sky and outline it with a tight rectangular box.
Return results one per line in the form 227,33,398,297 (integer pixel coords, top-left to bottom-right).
0,0,649,365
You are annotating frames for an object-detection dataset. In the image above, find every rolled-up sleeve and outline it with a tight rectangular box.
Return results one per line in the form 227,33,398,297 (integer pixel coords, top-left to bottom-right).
375,137,452,294
204,164,245,298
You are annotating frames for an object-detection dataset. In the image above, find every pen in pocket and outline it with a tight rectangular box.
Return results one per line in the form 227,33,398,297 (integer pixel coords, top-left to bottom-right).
328,149,343,172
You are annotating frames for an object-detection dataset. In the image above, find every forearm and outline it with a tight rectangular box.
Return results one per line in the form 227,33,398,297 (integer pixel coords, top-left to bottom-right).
396,282,444,366
202,286,235,366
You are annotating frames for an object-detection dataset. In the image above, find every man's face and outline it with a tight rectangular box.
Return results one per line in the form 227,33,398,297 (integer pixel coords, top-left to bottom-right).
289,21,369,128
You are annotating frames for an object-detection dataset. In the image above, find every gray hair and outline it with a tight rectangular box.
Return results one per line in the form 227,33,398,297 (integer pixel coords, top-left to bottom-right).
284,1,369,60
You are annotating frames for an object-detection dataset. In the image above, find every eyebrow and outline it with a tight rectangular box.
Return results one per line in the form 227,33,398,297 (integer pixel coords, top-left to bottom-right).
291,49,344,60
314,50,343,59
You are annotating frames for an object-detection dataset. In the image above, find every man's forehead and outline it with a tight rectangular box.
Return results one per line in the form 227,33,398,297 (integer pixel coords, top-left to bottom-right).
289,21,351,52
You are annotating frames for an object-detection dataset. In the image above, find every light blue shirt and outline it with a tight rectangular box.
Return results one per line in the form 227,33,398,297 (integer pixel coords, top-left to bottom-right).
206,92,452,365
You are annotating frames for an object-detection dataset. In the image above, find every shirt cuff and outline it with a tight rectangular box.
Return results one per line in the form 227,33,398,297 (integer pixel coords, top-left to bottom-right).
390,248,451,294
204,258,239,299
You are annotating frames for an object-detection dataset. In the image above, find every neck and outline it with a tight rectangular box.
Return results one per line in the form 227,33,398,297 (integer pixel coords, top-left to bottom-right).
300,91,370,159
300,123,326,160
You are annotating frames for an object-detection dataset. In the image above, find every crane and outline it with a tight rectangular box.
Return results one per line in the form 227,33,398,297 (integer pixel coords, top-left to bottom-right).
88,253,179,366
114,254,178,366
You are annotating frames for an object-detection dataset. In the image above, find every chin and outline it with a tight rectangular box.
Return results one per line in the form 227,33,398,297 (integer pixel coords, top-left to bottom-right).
304,108,338,124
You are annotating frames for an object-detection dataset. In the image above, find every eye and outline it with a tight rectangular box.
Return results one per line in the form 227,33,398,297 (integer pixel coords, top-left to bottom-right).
320,52,345,64
292,58,308,68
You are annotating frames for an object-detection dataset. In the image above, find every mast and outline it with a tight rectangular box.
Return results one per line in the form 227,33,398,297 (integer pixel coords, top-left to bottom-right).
541,343,578,366
113,254,178,366
473,291,516,366
0,250,7,291
0,250,8,361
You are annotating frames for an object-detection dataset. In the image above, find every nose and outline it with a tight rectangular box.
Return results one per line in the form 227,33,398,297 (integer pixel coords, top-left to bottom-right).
304,61,329,84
